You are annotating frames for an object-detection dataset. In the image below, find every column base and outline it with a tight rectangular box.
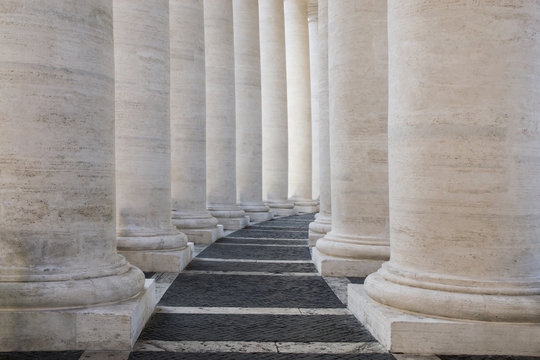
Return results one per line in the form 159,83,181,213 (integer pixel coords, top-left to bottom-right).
240,203,274,223
118,243,193,273
293,199,319,213
348,284,540,356
216,215,250,230
312,248,384,277
0,279,156,351
181,225,224,245
270,207,297,217
247,211,274,223
266,201,296,217
308,214,332,246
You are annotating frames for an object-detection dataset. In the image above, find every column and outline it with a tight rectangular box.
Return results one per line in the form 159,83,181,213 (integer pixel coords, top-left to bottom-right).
0,1,152,350
308,0,320,205
350,1,540,355
284,0,318,213
309,0,331,245
170,0,223,244
205,0,249,230
313,0,389,276
114,0,191,272
259,0,296,216
233,0,273,223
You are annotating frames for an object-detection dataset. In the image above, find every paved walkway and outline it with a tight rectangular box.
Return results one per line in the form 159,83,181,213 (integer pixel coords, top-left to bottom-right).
2,214,537,359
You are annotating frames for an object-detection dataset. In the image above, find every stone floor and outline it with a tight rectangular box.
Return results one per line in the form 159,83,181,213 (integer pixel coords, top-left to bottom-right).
2,214,539,360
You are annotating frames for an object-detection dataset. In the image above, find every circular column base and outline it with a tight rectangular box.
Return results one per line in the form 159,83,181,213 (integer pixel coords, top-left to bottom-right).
308,213,332,246
266,200,297,217
240,202,274,223
208,204,249,230
292,198,319,213
0,257,145,310
316,231,389,260
117,231,188,251
364,263,540,322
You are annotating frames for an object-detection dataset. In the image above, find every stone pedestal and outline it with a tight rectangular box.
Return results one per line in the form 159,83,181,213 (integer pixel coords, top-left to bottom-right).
170,0,222,244
259,0,294,215
0,280,156,351
205,0,248,230
114,0,190,272
314,0,389,276
0,1,148,350
359,1,540,355
349,284,540,356
308,0,332,245
234,0,273,223
284,0,318,212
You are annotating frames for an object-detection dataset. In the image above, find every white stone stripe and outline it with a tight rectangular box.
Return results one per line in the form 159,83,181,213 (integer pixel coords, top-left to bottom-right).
214,242,307,247
224,236,308,241
195,258,312,263
243,228,307,233
183,270,317,276
155,306,350,315
134,340,386,354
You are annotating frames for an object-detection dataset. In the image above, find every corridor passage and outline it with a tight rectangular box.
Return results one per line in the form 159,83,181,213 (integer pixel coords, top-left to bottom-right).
2,214,537,359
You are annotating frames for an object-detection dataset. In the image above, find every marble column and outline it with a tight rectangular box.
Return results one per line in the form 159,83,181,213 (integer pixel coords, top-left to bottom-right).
309,0,331,246
205,0,249,230
284,0,318,213
308,0,320,205
313,0,389,276
350,1,540,355
259,0,296,217
170,0,223,244
114,0,191,272
233,0,273,223
0,1,152,350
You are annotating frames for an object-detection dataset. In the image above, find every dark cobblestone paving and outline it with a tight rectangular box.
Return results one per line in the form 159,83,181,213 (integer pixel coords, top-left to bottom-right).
218,237,308,245
197,243,311,260
143,272,155,278
0,352,83,360
158,274,345,308
249,225,309,231
186,259,317,273
129,353,396,360
140,314,374,342
227,230,309,239
348,277,366,284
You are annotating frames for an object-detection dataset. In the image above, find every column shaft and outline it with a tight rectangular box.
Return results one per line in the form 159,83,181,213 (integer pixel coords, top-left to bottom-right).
170,0,222,244
309,0,332,245
205,0,249,230
0,0,144,310
308,0,320,204
365,0,540,322
114,0,190,272
233,0,272,222
284,0,318,213
259,0,296,216
313,0,389,276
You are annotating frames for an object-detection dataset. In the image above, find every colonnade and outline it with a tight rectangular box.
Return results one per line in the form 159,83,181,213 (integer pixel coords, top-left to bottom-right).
0,0,538,355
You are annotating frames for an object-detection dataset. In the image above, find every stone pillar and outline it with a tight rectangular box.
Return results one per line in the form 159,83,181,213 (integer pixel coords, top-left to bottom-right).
313,0,389,276
284,0,318,213
259,0,296,217
114,0,191,272
308,0,320,205
233,0,273,223
170,0,223,244
205,0,249,230
0,1,153,350
350,1,540,356
309,0,331,246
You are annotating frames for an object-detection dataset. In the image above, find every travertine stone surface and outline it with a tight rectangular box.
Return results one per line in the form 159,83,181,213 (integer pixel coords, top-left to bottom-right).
205,0,248,230
0,0,144,310
364,0,540,327
170,0,222,243
309,0,332,245
308,0,320,202
259,0,296,217
233,0,272,223
114,0,190,271
315,0,389,276
284,0,318,213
